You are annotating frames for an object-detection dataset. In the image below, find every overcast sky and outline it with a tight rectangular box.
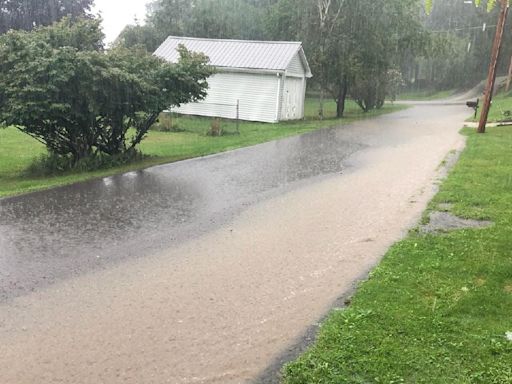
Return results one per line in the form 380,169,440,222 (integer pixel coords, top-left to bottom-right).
92,0,151,44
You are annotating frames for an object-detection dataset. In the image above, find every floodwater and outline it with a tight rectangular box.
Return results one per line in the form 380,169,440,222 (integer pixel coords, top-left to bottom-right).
0,126,367,301
0,102,470,384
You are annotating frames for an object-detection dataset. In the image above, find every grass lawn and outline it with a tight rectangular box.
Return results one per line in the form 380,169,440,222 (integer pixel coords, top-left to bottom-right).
0,99,405,198
396,89,456,101
283,126,512,383
470,92,512,123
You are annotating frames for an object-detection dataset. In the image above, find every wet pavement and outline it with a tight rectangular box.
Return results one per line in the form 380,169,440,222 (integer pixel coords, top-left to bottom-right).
0,125,369,301
0,104,467,302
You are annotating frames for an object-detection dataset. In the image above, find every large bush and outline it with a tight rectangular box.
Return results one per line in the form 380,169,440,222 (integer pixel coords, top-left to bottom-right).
0,18,212,164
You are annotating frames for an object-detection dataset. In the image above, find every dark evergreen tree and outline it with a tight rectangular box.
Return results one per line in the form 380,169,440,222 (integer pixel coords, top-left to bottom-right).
0,0,93,33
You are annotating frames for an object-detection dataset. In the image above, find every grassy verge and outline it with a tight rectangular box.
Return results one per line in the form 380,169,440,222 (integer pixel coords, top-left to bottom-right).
470,92,512,123
0,99,405,198
283,127,512,384
396,89,455,101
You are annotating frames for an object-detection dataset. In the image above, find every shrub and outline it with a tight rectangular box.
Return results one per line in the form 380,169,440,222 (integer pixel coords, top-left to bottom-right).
0,17,213,164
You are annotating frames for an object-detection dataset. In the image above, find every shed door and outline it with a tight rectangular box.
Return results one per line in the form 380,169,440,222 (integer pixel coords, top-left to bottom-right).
283,77,304,120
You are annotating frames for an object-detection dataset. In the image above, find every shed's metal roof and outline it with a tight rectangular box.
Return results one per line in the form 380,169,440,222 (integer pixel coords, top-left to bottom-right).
154,36,312,77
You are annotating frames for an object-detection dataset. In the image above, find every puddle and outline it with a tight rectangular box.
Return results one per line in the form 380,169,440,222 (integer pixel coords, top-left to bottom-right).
421,211,492,233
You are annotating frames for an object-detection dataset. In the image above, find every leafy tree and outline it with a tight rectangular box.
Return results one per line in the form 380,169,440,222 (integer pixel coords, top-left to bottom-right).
0,18,213,163
312,0,346,118
344,0,426,111
350,71,388,112
116,0,268,51
146,0,194,41
115,24,161,52
0,0,93,34
265,0,350,117
264,0,313,41
386,69,406,103
268,0,425,116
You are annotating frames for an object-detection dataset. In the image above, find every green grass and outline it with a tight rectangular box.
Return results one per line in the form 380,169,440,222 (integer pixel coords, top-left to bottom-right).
470,92,512,123
396,89,455,101
283,126,512,384
0,99,405,198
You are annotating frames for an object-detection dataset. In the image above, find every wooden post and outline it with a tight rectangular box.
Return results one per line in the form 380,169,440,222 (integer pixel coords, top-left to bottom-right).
506,55,512,92
169,107,173,131
236,99,240,134
478,0,509,134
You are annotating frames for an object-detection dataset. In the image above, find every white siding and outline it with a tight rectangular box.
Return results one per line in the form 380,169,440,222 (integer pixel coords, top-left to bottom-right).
279,76,305,121
278,76,286,120
286,53,305,77
174,72,280,123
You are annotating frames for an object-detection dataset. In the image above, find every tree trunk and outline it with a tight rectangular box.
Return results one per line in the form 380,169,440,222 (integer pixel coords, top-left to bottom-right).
319,88,325,120
336,76,348,118
130,113,159,150
71,145,90,165
355,99,369,113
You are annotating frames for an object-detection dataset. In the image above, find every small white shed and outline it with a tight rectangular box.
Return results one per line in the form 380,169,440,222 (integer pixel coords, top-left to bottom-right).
154,36,313,123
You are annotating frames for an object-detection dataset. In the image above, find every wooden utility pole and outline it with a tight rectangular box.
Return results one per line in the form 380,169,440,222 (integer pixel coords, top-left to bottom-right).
478,0,509,134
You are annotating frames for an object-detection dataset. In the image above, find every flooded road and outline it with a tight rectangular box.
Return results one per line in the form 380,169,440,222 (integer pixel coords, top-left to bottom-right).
1,103,469,383
0,125,365,301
